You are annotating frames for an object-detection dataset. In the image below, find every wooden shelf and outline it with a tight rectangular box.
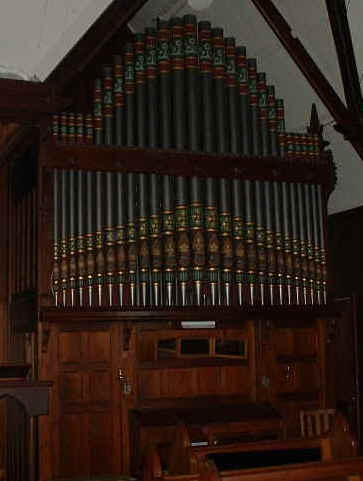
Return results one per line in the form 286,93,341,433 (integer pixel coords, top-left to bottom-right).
138,358,248,370
40,140,336,191
39,305,338,325
276,355,317,364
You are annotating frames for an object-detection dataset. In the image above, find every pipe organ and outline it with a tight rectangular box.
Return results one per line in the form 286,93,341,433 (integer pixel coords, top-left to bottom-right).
50,14,330,310
4,12,348,481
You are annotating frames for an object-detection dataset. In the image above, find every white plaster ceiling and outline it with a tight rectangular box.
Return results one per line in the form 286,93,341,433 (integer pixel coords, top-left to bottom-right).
0,0,112,81
0,0,362,214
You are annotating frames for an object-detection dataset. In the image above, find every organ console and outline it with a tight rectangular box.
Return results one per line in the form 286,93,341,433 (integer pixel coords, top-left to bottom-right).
4,11,356,481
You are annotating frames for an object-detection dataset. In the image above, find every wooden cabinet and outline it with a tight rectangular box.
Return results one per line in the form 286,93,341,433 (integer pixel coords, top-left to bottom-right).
37,310,333,480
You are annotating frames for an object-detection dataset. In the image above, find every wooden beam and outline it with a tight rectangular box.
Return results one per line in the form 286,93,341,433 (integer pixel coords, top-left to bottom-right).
325,0,363,120
46,0,149,93
0,78,66,123
250,0,363,161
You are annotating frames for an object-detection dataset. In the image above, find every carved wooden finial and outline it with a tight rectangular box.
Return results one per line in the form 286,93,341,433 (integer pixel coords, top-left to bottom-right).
309,103,321,135
307,103,330,151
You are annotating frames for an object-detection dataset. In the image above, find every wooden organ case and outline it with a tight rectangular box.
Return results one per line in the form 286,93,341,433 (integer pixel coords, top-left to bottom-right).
4,12,363,481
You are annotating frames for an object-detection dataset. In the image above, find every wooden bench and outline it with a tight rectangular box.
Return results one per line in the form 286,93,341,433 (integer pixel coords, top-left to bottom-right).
132,401,283,473
143,412,358,481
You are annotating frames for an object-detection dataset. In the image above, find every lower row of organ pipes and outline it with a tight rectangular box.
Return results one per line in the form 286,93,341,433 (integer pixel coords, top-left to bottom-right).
52,169,327,308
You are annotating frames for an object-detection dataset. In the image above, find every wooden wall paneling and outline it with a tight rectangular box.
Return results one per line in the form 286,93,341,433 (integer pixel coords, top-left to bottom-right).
318,318,328,408
329,298,360,442
23,194,28,290
32,187,37,289
266,322,324,435
20,195,26,292
328,207,363,298
329,208,363,447
0,163,9,474
15,197,20,294
0,163,9,360
220,364,251,397
135,326,256,402
26,191,31,290
9,175,15,298
256,320,273,404
197,367,221,396
37,161,54,307
120,324,137,473
139,369,161,400
249,320,257,402
38,322,57,481
161,368,197,399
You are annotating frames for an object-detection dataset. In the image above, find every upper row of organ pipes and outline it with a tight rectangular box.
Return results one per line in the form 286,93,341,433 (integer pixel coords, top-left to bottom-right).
51,15,321,159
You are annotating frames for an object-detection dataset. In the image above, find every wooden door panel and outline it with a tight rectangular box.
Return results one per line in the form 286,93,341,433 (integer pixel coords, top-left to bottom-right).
89,412,114,475
56,324,123,478
60,371,84,402
89,370,113,402
59,413,87,478
88,330,112,362
58,331,82,363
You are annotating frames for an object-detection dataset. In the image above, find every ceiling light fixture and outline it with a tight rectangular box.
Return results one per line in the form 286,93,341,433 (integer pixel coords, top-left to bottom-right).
188,0,214,11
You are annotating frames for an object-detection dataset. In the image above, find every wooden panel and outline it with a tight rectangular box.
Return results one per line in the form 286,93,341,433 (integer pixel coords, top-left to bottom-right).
275,362,320,394
298,363,320,391
221,366,252,396
161,369,196,398
89,370,112,402
273,329,294,356
139,370,161,400
273,328,317,358
294,330,318,357
197,367,220,395
88,330,112,363
59,413,85,478
60,371,84,402
89,412,113,475
58,331,82,363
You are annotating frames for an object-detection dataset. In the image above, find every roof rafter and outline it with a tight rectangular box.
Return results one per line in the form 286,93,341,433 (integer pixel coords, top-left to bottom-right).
250,0,363,161
46,0,149,94
325,0,363,121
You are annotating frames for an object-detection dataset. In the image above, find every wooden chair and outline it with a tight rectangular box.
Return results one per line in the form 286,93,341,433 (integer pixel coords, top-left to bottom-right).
300,408,336,437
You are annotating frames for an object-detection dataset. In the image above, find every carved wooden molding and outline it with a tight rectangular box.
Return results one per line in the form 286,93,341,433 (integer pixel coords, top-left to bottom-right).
40,322,51,354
